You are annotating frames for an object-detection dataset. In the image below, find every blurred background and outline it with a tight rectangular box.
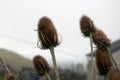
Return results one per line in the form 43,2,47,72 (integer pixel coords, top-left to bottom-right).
0,0,120,80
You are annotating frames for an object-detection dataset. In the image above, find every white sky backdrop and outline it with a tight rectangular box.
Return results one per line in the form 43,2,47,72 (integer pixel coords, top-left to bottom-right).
0,0,120,66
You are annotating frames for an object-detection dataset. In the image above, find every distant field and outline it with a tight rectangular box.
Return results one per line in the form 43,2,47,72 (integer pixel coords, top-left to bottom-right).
0,48,32,67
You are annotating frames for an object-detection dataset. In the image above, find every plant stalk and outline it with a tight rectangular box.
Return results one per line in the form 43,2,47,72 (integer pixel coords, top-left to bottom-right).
49,46,60,80
104,76,107,80
107,47,118,69
89,33,94,80
45,72,51,80
0,57,10,74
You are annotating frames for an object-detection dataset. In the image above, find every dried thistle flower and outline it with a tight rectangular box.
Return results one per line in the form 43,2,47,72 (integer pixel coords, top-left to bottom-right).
4,73,16,80
92,29,110,50
95,48,112,76
37,16,60,49
80,15,96,37
33,55,50,76
107,68,120,80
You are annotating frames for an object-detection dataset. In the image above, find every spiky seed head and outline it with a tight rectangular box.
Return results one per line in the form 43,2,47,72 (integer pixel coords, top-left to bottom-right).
33,55,50,76
95,48,112,76
92,29,110,50
80,15,96,37
37,16,60,49
4,73,16,80
107,68,120,80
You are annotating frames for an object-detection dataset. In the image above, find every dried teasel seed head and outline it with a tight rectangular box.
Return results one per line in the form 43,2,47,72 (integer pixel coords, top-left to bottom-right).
95,48,112,76
33,55,50,76
4,73,16,80
93,29,110,50
37,16,60,49
107,68,120,80
80,15,96,37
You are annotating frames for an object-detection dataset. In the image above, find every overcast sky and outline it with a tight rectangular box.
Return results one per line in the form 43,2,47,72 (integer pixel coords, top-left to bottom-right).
0,0,120,65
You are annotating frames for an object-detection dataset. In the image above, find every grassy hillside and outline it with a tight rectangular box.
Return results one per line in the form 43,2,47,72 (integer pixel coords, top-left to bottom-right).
0,48,32,67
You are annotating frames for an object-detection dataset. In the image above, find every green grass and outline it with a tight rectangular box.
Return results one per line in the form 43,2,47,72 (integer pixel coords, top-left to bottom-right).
0,77,3,80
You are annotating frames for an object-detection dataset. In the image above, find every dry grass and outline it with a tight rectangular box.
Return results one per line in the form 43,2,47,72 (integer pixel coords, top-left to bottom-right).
0,48,32,67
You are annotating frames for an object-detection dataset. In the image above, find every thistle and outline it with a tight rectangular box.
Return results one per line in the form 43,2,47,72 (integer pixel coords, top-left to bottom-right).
92,29,110,51
80,15,96,37
37,16,61,80
95,48,112,76
107,68,120,80
4,73,16,80
33,55,51,80
37,16,60,49
33,55,50,75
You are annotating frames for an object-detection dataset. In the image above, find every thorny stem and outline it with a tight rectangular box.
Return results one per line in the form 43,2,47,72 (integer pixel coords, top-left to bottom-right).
45,72,51,80
0,57,10,74
89,33,94,80
107,47,118,69
49,46,60,80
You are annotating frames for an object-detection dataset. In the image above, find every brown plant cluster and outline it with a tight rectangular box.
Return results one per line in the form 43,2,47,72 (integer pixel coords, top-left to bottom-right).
80,15,119,79
80,15,111,50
